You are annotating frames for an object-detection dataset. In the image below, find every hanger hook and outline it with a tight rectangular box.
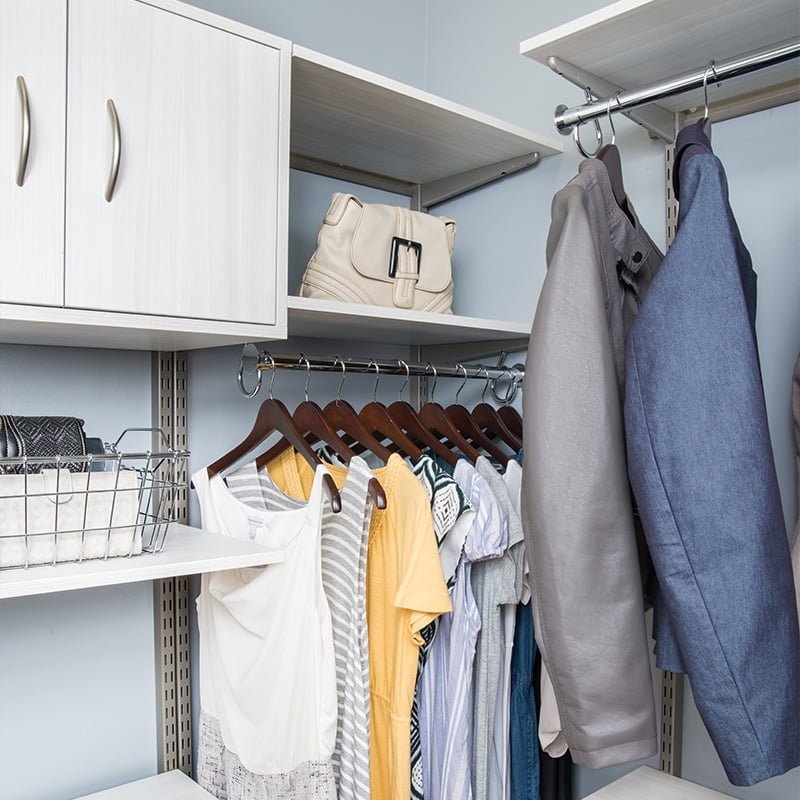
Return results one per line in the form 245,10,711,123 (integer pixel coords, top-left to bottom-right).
574,87,603,158
701,60,717,126
424,362,438,403
480,366,491,402
264,352,277,399
491,366,517,405
333,355,346,404
368,358,380,403
397,359,410,401
455,363,469,405
299,353,311,402
605,92,620,147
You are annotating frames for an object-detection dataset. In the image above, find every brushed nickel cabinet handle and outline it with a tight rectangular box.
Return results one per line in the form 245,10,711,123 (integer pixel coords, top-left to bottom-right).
105,99,121,202
15,76,30,187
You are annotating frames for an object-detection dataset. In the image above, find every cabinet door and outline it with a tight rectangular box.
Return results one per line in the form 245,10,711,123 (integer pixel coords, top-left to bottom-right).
0,1,66,306
65,0,283,324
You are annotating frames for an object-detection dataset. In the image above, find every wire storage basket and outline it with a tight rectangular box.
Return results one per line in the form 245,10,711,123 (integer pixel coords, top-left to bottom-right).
0,429,189,570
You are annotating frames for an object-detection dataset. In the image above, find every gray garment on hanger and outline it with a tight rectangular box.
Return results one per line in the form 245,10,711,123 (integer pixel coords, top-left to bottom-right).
522,157,662,769
470,456,523,800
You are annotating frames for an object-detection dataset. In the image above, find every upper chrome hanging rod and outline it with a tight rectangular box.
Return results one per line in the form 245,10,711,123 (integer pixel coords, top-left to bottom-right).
554,38,800,134
237,344,525,399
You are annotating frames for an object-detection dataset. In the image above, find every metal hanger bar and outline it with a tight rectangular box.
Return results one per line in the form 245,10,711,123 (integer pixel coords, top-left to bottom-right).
547,56,675,142
241,347,524,384
553,38,800,133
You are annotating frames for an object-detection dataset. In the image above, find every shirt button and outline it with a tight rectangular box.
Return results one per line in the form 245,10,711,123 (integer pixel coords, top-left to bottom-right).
632,251,643,263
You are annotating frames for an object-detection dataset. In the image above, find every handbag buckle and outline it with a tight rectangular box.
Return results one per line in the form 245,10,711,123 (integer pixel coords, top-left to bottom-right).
389,236,422,278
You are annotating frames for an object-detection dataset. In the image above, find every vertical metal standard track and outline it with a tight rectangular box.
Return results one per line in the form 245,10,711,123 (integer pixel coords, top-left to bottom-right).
153,351,191,776
659,130,684,777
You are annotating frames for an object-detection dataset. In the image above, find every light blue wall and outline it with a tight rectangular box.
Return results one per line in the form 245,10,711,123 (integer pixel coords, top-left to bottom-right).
184,0,428,86
0,346,157,799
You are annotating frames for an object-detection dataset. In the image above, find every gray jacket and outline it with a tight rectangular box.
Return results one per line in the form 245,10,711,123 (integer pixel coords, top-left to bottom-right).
522,158,661,768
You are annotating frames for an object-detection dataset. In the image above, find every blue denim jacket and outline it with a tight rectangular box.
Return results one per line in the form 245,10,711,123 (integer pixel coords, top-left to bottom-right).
625,123,800,786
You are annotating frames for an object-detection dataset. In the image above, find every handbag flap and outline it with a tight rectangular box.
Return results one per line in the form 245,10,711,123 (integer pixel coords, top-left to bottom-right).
351,203,455,293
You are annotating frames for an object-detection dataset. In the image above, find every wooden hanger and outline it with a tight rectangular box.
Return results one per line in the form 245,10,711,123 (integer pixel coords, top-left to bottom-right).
202,383,342,512
320,357,395,466
257,356,386,508
418,363,481,464
472,367,523,453
445,365,510,466
358,359,425,462
498,405,523,440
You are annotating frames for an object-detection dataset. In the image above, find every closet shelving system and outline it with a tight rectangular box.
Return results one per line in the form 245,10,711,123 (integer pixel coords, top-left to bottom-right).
0,2,561,796
521,0,800,783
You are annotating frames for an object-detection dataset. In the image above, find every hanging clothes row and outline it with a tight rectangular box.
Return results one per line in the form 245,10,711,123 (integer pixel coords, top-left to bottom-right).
522,107,800,788
189,359,564,800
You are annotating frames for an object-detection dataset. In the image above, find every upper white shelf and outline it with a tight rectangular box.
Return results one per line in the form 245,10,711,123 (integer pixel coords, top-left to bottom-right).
521,0,800,113
287,296,530,346
291,46,563,186
0,524,283,600
76,770,213,799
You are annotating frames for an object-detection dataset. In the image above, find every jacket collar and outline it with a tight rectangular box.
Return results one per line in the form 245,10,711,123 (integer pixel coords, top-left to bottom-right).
673,122,713,198
577,157,654,274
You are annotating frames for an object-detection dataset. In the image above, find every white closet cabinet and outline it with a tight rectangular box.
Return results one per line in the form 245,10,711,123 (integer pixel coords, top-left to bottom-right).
65,0,283,324
0,1,66,306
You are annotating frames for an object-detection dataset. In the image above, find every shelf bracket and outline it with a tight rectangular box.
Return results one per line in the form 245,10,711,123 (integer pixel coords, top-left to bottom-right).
547,56,675,143
290,153,416,197
419,338,529,366
417,153,541,210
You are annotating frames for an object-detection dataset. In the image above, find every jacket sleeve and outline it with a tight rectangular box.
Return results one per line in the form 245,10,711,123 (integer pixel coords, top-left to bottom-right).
521,183,657,768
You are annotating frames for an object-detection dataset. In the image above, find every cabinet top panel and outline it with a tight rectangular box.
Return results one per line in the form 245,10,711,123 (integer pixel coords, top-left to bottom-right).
291,46,563,186
521,0,800,113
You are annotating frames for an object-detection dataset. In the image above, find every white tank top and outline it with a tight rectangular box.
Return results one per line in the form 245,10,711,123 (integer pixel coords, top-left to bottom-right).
193,464,337,776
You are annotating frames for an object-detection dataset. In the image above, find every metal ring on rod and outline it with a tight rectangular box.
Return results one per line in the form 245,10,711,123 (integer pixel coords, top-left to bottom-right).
333,355,346,403
455,363,469,405
397,360,410,401
491,367,518,405
573,87,603,157
237,345,263,398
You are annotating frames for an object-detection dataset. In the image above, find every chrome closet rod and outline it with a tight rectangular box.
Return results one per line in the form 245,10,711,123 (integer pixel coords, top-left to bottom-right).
238,344,525,397
553,37,800,133
247,351,525,382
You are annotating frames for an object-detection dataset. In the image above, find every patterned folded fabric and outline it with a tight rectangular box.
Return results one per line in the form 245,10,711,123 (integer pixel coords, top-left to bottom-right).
0,416,88,474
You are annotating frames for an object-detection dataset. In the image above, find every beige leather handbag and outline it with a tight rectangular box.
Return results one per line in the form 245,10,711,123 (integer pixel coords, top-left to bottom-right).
299,193,457,313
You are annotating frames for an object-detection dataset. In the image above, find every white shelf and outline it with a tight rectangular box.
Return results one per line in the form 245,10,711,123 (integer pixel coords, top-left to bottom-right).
521,0,800,113
584,766,735,799
75,770,213,799
0,303,286,351
287,296,530,346
291,46,563,186
0,524,284,600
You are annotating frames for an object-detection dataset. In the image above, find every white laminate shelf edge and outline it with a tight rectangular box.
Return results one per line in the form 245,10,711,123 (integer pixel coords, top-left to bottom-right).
74,770,213,799
584,767,736,799
520,0,800,114
291,45,563,186
0,524,284,599
287,296,531,345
